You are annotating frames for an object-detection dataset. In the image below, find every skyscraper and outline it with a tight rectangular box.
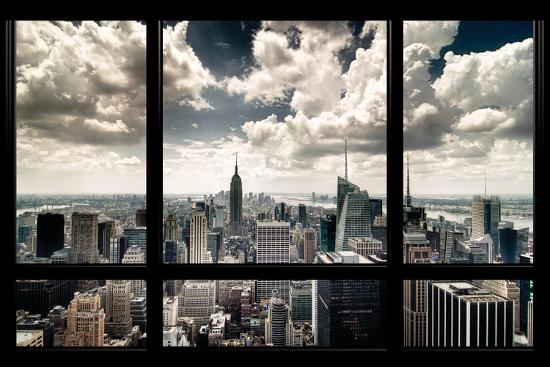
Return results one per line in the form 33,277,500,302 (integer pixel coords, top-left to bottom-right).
320,214,336,252
403,280,428,347
164,214,178,241
265,289,292,347
471,194,501,256
16,280,77,317
105,280,133,338
290,281,312,323
97,220,114,260
36,213,64,259
256,221,290,302
519,253,534,335
335,189,372,251
65,290,105,347
179,280,216,326
317,280,384,347
298,204,307,227
70,212,99,264
369,198,383,226
498,222,518,263
230,154,243,236
135,208,146,227
427,282,514,347
190,209,210,264
303,228,316,264
403,154,427,233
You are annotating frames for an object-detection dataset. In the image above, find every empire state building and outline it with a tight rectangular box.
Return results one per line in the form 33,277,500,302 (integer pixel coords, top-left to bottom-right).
230,154,243,236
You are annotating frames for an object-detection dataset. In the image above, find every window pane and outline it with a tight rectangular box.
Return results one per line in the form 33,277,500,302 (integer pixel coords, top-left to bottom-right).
402,21,534,264
15,21,147,264
163,279,385,347
404,279,533,348
16,280,147,347
163,21,387,264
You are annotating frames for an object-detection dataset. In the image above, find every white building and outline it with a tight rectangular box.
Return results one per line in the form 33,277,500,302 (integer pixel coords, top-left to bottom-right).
163,296,178,326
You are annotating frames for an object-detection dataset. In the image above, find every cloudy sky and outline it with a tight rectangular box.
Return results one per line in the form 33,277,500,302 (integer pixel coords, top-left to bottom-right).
163,21,387,195
16,21,533,196
404,21,533,195
16,21,146,194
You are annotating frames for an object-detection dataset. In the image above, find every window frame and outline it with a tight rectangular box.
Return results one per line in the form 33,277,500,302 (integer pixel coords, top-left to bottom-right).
4,17,544,354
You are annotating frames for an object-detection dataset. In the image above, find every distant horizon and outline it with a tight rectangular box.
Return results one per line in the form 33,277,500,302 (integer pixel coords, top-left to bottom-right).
17,192,533,197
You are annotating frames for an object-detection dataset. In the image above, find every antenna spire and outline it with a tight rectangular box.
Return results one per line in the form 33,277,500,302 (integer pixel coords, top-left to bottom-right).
484,173,487,199
345,139,348,180
235,152,238,175
406,152,412,206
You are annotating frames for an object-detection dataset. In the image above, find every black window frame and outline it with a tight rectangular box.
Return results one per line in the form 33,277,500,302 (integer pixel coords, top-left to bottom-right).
3,14,544,355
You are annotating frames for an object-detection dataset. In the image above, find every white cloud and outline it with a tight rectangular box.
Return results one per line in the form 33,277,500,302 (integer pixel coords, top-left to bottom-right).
225,21,353,117
163,21,218,110
16,21,147,193
165,21,389,194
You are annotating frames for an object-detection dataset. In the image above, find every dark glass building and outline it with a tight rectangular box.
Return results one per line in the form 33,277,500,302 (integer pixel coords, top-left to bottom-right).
164,240,177,264
298,204,307,227
15,280,77,317
498,226,518,263
320,214,336,252
36,213,64,258
369,198,382,225
317,279,384,347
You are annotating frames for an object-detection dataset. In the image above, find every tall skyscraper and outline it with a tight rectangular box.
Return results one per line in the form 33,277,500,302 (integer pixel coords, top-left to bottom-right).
498,222,518,263
207,231,222,264
70,212,99,263
335,189,372,251
303,228,316,264
105,280,133,338
16,280,77,317
403,154,426,233
317,280,384,347
369,198,383,225
97,220,114,260
230,154,243,236
65,290,105,347
164,214,178,241
135,208,146,227
298,204,307,227
265,289,293,347
519,253,534,335
36,213,64,259
290,281,312,323
164,240,177,264
427,282,514,347
471,194,501,256
256,221,290,302
403,280,428,347
190,209,210,264
320,214,336,252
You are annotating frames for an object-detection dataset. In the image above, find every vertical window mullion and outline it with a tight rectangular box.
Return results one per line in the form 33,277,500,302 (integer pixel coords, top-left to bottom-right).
146,18,163,353
387,18,404,352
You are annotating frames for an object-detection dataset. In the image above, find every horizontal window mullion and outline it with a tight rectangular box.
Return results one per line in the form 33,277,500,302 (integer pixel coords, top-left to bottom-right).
14,264,148,280
157,264,391,280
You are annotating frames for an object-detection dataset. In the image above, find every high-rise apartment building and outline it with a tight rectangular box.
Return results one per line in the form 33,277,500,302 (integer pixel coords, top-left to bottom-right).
403,280,428,347
70,212,99,263
190,209,210,264
105,280,133,338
